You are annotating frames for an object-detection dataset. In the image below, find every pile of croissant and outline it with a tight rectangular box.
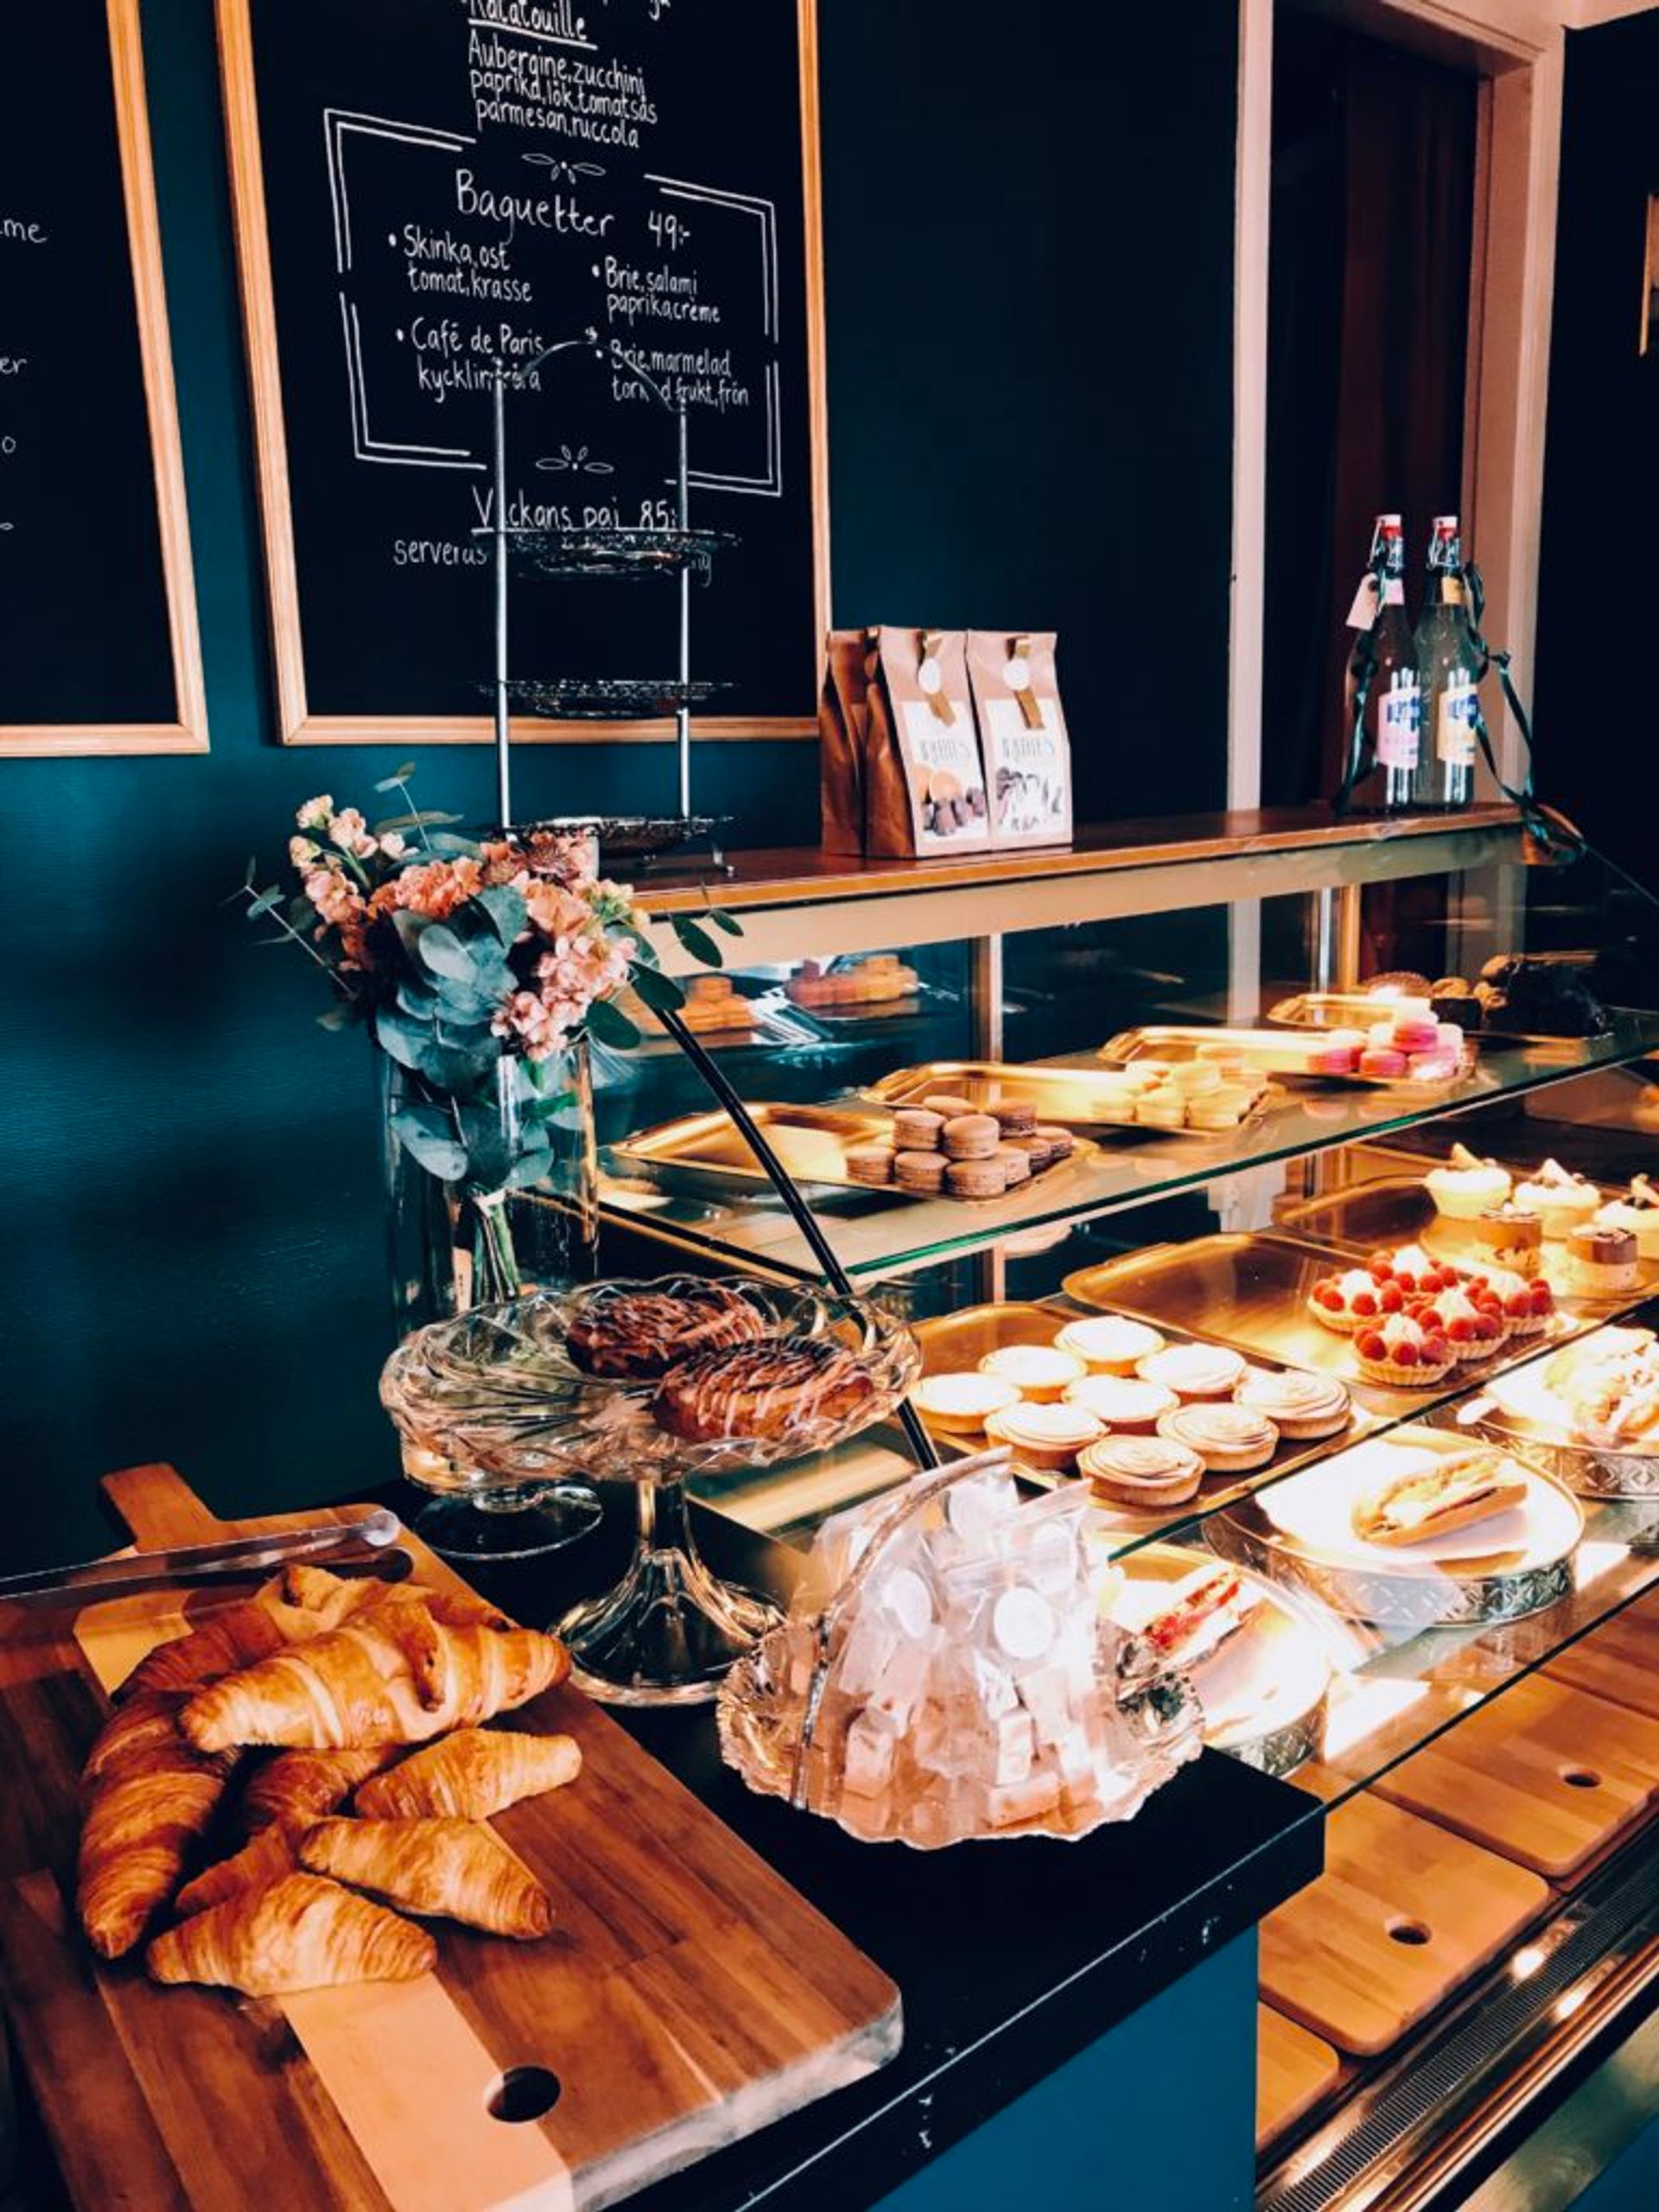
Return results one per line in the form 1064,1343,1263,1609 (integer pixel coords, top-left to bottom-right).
78,1563,580,1998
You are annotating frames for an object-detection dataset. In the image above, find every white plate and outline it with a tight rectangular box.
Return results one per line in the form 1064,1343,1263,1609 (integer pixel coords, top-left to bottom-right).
1257,1437,1580,1572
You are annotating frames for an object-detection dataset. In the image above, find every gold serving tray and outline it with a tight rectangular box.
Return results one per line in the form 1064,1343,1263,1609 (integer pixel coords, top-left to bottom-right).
910,1299,1370,1522
1265,989,1581,1055
1207,1426,1585,1630
1061,1231,1561,1421
863,1059,1270,1141
1109,1541,1332,1776
609,1104,1097,1201
1099,1024,1471,1093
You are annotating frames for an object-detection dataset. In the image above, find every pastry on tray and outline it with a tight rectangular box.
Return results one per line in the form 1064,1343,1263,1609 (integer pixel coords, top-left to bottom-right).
1307,1267,1411,1335
976,1344,1086,1402
1474,1266,1555,1338
1592,1176,1659,1262
652,1336,875,1443
1135,1344,1247,1401
1350,1448,1529,1548
1062,1374,1178,1433
299,1817,556,1940
911,1372,1023,1435
354,1727,581,1823
1366,1244,1462,1297
1548,1330,1659,1448
982,1400,1106,1472
1232,1366,1352,1439
1567,1224,1641,1296
1425,1142,1513,1220
147,1872,435,1997
1410,1282,1507,1362
1077,1435,1205,1509
1156,1403,1279,1472
1136,1564,1263,1668
1351,1313,1455,1388
566,1280,766,1379
1471,1204,1545,1278
240,1744,404,1833
1513,1159,1600,1242
1052,1315,1166,1372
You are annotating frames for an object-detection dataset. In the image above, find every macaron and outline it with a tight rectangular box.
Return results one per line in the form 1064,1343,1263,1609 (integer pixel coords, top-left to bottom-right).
922,1092,976,1119
1035,1123,1075,1160
1359,1047,1408,1079
892,1106,946,1150
978,1344,1087,1402
994,1145,1033,1187
946,1155,1007,1199
844,1143,894,1186
893,1149,948,1196
942,1113,1001,1160
993,1098,1038,1136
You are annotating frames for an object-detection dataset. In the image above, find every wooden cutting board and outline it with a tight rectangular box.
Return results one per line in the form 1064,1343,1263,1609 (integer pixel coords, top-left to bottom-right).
1542,1588,1659,1719
1258,1793,1548,2056
1372,1673,1659,1881
1255,2005,1341,2151
0,1465,901,2212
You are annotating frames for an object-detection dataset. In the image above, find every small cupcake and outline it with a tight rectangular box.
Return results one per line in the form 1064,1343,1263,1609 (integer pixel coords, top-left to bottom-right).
1061,1374,1179,1433
1156,1402,1279,1472
1567,1224,1641,1295
978,1344,1087,1402
1425,1141,1513,1220
983,1400,1105,1473
1351,1313,1455,1388
1052,1314,1166,1374
1513,1159,1600,1241
1135,1343,1248,1400
1077,1435,1205,1510
1592,1176,1659,1262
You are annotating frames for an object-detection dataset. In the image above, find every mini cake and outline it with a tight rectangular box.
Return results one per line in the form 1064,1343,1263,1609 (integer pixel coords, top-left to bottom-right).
1475,1264,1555,1338
977,1344,1087,1402
1351,1312,1455,1388
912,1372,1022,1435
1425,1142,1513,1220
892,1106,946,1151
653,1336,874,1442
1078,1434,1205,1509
1156,1402,1279,1472
1514,1159,1600,1241
941,1113,1001,1161
1472,1204,1545,1279
1052,1314,1166,1374
893,1149,949,1196
983,1400,1106,1473
1592,1176,1659,1262
1061,1374,1179,1433
1135,1343,1248,1400
1307,1268,1405,1334
1232,1367,1352,1440
1567,1224,1641,1295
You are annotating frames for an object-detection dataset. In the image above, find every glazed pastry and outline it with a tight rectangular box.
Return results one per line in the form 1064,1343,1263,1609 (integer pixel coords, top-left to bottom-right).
241,1744,404,1833
1231,1367,1351,1440
1061,1373,1178,1433
941,1114,1001,1161
1513,1159,1600,1241
893,1150,949,1196
892,1107,946,1151
912,1371,1023,1434
77,1693,237,1959
175,1825,298,1918
1307,1268,1407,1335
1425,1142,1513,1221
1352,1449,1528,1548
1473,1204,1545,1278
1052,1314,1166,1375
977,1344,1087,1402
1351,1313,1455,1388
982,1400,1105,1472
1567,1224,1640,1295
844,1143,896,1187
354,1728,581,1823
181,1609,571,1754
1156,1403,1279,1472
565,1281,766,1380
1135,1344,1248,1400
1592,1176,1659,1261
1077,1435,1205,1509
299,1818,555,1940
946,1156,1008,1199
146,1873,435,1995
654,1336,877,1443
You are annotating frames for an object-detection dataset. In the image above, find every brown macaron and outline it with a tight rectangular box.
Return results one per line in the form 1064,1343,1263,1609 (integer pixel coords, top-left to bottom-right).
942,1113,1001,1160
1035,1123,1075,1160
893,1106,947,1151
843,1143,895,1187
946,1155,1007,1199
893,1149,949,1196
995,1145,1033,1187
993,1098,1038,1137
922,1092,976,1119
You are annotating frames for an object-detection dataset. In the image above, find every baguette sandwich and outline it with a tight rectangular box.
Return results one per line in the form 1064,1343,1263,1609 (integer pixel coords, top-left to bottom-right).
1351,1448,1528,1548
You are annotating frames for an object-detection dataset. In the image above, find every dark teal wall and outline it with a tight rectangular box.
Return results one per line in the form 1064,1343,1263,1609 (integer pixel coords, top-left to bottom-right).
2,0,1236,1567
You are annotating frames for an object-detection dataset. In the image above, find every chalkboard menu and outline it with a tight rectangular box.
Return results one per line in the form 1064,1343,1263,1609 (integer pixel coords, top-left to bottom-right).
0,0,206,753
221,0,825,745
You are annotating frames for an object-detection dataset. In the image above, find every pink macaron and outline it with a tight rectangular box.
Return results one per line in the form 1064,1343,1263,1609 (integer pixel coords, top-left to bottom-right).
1359,1046,1408,1078
1311,1043,1359,1075
1391,1019,1440,1053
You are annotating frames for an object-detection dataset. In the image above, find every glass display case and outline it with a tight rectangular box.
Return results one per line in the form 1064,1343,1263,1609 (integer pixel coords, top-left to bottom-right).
599,805,1659,2210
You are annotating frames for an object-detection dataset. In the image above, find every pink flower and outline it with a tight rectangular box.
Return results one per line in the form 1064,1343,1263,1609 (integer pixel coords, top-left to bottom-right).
329,807,379,861
369,856,485,922
523,878,593,941
296,795,333,830
378,831,408,860
493,990,560,1059
304,868,367,933
289,835,320,870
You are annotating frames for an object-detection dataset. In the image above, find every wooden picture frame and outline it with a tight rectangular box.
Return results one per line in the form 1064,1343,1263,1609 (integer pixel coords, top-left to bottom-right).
3,0,207,756
217,0,829,748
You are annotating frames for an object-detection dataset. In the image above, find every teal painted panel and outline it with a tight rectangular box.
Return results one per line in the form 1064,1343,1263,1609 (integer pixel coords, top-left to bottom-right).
875,1933,1258,2212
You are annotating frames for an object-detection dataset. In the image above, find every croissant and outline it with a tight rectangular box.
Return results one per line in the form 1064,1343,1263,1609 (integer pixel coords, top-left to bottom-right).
241,1744,404,1833
175,1823,297,1917
299,1819,555,1940
118,1563,414,1702
181,1611,569,1754
77,1693,237,1960
146,1872,435,1994
355,1728,581,1822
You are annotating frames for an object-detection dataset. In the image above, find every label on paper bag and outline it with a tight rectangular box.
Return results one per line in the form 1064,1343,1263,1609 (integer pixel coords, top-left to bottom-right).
1376,676,1421,770
898,699,988,845
983,697,1070,839
1436,676,1478,766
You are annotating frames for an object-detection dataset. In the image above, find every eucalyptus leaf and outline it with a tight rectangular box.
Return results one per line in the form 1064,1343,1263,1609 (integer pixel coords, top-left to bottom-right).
374,1007,430,1073
391,1109,469,1183
245,885,283,921
391,911,430,958
415,925,476,983
630,963,685,1015
708,908,743,937
373,763,418,793
669,915,723,969
586,997,641,1049
475,885,527,945
504,1141,556,1190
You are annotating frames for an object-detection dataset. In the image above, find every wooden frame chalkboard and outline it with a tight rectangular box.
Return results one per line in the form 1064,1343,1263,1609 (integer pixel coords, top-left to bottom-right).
219,0,828,748
0,0,207,756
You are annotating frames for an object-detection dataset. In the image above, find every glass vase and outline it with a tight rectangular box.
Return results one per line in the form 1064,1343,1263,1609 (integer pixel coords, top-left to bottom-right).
380,1043,602,1561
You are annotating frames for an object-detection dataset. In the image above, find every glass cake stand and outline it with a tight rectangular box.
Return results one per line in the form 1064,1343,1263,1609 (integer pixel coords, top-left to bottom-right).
379,1277,920,1705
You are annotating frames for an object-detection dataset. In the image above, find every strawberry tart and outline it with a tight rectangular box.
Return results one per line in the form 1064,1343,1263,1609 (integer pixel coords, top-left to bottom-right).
1306,1267,1407,1334
1410,1280,1508,1361
1474,1265,1555,1338
1351,1312,1456,1388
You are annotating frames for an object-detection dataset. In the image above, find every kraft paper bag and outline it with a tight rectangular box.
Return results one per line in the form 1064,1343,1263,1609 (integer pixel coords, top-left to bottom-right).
968,631,1074,850
861,626,990,858
819,630,871,855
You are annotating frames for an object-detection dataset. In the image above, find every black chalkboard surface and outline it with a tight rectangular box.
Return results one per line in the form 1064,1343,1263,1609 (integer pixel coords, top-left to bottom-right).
0,0,204,753
222,0,824,745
